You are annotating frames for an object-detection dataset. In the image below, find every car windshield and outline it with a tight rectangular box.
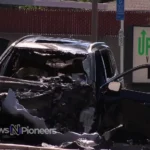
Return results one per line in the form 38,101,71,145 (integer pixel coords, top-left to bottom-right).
4,47,87,82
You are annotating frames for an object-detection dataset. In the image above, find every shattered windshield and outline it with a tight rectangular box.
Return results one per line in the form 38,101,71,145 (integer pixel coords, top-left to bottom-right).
4,48,87,82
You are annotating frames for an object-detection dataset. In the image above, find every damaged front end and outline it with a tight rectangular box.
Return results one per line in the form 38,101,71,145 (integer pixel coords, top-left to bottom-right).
0,44,104,149
0,76,97,144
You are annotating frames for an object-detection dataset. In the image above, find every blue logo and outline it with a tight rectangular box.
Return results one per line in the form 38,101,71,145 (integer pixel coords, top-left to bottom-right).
9,124,22,135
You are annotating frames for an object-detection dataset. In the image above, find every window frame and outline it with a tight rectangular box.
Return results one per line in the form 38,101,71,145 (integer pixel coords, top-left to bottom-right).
100,49,117,80
0,47,14,76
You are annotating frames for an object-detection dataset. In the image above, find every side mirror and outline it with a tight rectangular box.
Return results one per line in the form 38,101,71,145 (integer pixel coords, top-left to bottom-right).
108,82,121,92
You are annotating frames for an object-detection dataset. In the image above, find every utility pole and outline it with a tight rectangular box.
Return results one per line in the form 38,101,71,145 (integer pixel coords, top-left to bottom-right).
91,0,98,42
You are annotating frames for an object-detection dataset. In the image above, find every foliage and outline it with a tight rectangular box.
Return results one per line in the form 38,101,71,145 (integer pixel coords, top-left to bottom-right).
18,5,45,10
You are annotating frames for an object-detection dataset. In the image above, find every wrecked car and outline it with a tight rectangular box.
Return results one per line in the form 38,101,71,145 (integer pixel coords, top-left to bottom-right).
0,35,150,149
0,35,120,148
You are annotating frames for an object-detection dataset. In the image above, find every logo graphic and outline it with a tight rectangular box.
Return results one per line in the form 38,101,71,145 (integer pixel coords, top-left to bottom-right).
0,125,56,136
9,124,21,135
138,30,150,62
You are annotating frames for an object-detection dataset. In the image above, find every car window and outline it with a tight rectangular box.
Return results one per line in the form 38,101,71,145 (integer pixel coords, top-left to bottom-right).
2,48,87,82
101,50,116,78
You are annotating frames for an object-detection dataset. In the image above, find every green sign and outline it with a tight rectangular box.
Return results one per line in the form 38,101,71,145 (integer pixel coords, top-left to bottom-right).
138,30,150,56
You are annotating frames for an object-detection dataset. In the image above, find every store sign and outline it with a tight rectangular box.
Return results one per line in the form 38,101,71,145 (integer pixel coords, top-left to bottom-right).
116,0,124,20
133,26,150,83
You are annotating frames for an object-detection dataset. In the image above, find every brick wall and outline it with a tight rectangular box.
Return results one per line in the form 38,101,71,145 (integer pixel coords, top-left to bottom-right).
0,8,149,36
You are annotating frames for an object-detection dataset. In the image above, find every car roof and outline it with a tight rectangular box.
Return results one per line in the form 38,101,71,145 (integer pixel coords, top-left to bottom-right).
15,42,88,55
14,35,109,54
